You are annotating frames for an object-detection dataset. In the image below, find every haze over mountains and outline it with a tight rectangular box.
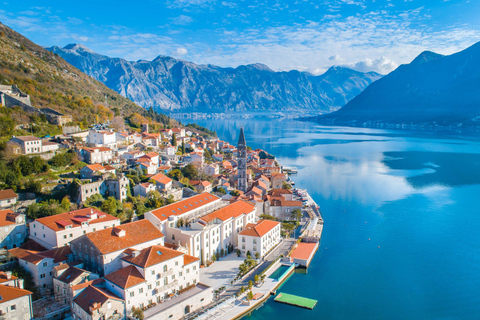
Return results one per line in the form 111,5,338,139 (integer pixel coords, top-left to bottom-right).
318,41,480,126
47,44,381,114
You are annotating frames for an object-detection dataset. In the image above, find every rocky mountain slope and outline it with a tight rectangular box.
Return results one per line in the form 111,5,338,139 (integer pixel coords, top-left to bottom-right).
47,44,382,114
0,23,162,124
317,41,480,126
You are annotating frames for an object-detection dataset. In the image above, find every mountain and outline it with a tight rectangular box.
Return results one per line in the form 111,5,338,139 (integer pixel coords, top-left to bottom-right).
316,42,480,126
0,23,165,124
46,44,382,114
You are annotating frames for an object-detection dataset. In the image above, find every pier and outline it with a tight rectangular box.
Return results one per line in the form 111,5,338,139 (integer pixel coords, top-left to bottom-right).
274,292,318,310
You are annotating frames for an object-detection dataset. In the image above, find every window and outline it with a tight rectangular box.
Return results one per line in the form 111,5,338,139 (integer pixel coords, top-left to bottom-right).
130,292,134,297
151,270,155,275
186,268,190,274
179,271,183,277
107,302,112,309
163,265,167,272
193,266,196,271
164,277,168,285
43,262,48,267
242,237,245,243
139,288,143,294
63,235,67,239
148,284,152,290
172,275,175,280
40,274,45,279
11,305,16,311
175,261,178,266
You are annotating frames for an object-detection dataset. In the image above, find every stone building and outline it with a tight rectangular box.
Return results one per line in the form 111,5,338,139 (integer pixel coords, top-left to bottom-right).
76,174,129,203
72,284,124,320
0,284,33,320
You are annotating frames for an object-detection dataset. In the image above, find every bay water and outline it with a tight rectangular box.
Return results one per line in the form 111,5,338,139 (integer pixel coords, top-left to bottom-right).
180,118,480,320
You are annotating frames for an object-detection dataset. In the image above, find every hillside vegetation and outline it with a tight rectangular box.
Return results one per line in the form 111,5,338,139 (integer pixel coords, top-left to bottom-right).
0,22,171,127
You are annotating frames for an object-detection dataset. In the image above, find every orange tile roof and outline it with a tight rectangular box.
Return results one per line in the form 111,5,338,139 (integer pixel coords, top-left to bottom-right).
84,220,164,255
151,173,172,185
266,195,302,207
104,265,145,289
0,271,17,283
73,285,122,314
15,246,72,265
83,147,111,153
290,242,317,261
84,164,104,171
34,208,118,232
0,189,17,201
150,193,220,222
0,284,32,302
122,245,183,268
0,209,20,227
238,219,280,238
268,189,292,195
200,200,255,223
184,254,200,266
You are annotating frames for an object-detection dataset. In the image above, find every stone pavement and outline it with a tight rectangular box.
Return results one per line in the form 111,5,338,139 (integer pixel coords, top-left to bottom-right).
200,254,244,290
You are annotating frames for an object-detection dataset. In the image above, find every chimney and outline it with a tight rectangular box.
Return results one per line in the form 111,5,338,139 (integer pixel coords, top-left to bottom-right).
132,250,140,257
6,271,12,280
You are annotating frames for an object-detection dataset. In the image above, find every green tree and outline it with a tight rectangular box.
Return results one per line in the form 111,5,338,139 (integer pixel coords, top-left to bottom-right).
236,248,241,257
246,250,251,259
230,189,240,196
132,307,145,320
181,140,185,154
101,196,119,216
248,280,253,288
255,252,260,259
61,197,71,211
171,133,177,146
282,181,292,190
254,274,259,283
181,164,198,179
247,290,254,300
291,209,302,221
168,169,183,181
216,187,226,195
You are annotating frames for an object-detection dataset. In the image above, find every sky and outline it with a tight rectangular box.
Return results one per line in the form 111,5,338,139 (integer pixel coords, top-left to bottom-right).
1,0,479,75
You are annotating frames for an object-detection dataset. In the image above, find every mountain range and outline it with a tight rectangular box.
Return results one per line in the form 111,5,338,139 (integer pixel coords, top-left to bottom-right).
47,44,382,114
0,23,155,124
317,41,480,126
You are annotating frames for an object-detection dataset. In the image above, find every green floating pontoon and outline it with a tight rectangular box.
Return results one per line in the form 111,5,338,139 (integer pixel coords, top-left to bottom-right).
274,292,317,309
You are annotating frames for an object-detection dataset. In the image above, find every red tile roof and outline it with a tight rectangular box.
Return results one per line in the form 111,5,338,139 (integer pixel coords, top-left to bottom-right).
151,173,172,185
0,210,21,227
14,246,72,265
184,254,200,266
84,164,104,171
290,242,317,261
84,220,164,255
104,265,145,289
150,193,220,222
34,208,118,232
0,271,17,283
122,245,184,268
238,219,280,238
73,285,122,314
0,284,32,302
0,189,17,201
82,147,111,153
200,200,255,223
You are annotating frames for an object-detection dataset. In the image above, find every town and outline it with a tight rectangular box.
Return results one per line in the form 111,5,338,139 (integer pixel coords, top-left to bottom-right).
0,108,323,319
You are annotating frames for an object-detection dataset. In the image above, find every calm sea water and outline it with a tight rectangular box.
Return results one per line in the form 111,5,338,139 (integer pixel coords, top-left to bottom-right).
180,118,480,320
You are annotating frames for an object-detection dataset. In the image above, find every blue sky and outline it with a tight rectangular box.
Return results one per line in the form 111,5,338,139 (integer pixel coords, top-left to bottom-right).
1,0,479,74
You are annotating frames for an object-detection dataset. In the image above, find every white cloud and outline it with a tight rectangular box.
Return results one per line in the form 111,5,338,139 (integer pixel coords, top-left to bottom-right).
346,56,399,74
170,15,193,25
175,47,188,56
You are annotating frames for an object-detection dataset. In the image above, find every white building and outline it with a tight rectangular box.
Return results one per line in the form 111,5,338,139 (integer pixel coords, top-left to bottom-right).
0,189,17,209
0,284,33,319
133,183,156,198
167,200,256,263
103,245,200,316
70,220,165,276
238,219,281,259
150,173,173,191
11,246,73,290
0,209,27,249
72,284,124,320
145,193,222,236
80,147,113,164
87,130,117,149
29,208,120,249
9,135,43,155
203,164,220,176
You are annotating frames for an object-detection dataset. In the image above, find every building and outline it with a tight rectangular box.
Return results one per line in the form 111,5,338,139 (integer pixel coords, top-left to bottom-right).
80,147,113,164
40,108,73,126
12,246,73,290
0,284,33,320
238,219,281,258
150,173,173,191
270,173,287,189
190,180,213,193
133,183,156,198
145,193,222,235
76,174,130,203
72,284,124,320
9,135,43,155
103,245,200,317
87,130,117,149
70,220,165,276
79,164,116,179
53,264,100,306
203,163,219,176
0,209,27,249
29,208,120,249
264,189,302,220
0,190,18,209
0,271,24,288
167,200,256,263
237,128,247,193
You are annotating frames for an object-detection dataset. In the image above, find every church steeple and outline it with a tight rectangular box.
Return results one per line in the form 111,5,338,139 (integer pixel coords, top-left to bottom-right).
238,127,246,147
237,127,247,193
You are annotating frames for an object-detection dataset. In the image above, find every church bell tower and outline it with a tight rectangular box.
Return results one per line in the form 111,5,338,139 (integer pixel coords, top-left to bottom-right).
237,127,247,193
